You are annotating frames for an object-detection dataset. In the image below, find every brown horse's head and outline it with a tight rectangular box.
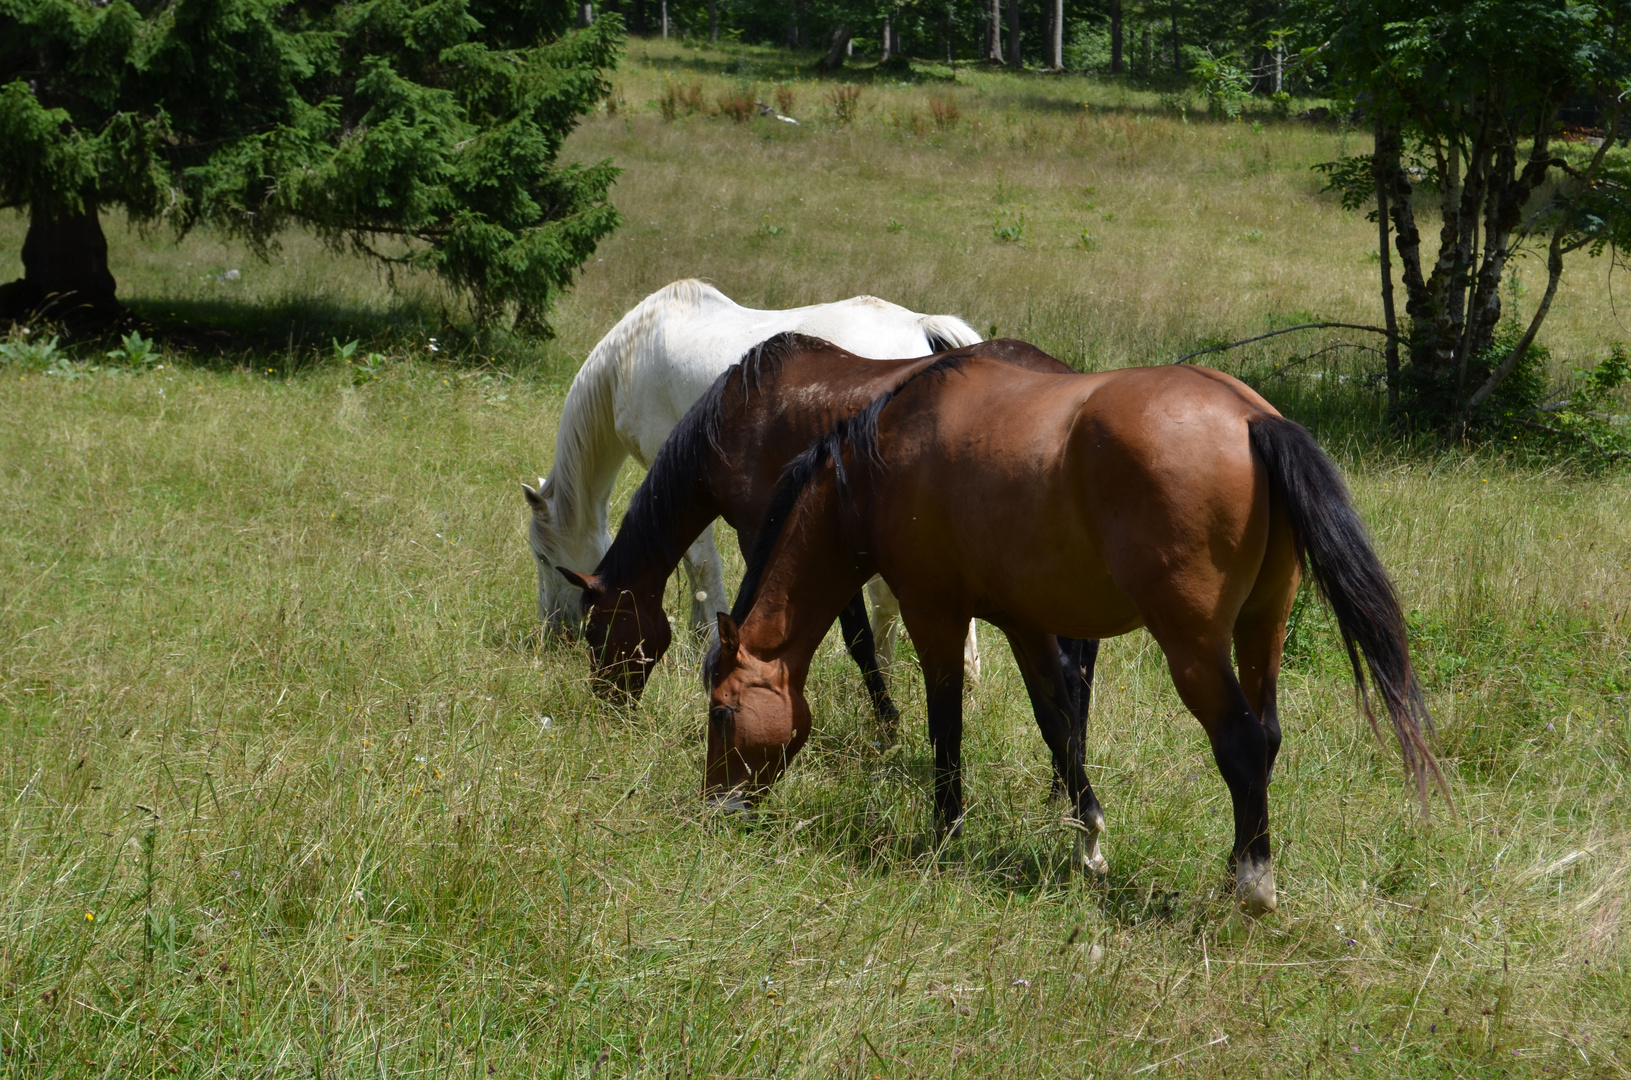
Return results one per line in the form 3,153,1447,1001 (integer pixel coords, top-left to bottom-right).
556,568,671,700
704,613,811,806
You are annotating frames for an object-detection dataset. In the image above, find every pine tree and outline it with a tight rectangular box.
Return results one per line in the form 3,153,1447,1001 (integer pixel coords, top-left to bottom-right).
0,0,624,332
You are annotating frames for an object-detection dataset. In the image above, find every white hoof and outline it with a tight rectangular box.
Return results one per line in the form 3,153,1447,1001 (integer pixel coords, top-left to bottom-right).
1235,854,1277,916
1065,814,1108,875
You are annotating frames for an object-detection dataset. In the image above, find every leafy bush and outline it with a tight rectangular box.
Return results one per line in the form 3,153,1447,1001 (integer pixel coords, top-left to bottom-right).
1528,344,1631,460
1192,52,1250,120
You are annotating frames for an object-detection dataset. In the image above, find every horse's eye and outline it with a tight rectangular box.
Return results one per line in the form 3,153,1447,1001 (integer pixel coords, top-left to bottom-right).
709,705,734,731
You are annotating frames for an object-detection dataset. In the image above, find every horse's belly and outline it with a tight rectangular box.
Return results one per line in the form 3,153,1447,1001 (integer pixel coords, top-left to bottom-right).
874,501,1141,640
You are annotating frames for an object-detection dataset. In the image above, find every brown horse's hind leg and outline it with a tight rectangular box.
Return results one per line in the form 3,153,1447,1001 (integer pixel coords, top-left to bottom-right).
1234,510,1300,783
1154,633,1277,916
1004,628,1108,874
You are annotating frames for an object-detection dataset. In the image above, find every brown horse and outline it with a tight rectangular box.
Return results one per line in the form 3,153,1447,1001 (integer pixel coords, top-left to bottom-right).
708,352,1445,916
557,333,1098,732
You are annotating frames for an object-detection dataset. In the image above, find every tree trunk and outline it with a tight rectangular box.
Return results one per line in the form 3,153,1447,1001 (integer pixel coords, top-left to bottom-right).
0,204,119,321
821,24,853,69
986,0,1001,62
1109,0,1122,74
1007,0,1020,67
1373,116,1401,411
660,0,668,38
708,0,717,41
1169,0,1179,75
578,2,593,26
1048,0,1062,70
880,15,892,61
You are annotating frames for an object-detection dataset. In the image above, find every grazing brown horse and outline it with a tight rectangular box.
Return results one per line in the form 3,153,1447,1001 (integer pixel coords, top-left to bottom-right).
708,353,1445,915
557,333,1099,731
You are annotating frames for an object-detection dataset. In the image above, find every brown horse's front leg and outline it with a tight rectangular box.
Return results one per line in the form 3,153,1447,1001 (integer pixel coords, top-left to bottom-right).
904,615,970,838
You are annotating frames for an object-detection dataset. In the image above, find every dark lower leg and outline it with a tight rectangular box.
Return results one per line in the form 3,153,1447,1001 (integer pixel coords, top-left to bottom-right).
837,591,899,735
1050,636,1099,799
1057,636,1100,730
1010,631,1103,830
922,662,966,835
1233,618,1285,782
1206,708,1272,870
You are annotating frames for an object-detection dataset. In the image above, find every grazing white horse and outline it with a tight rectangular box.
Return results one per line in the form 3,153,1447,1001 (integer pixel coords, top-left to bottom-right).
524,279,985,675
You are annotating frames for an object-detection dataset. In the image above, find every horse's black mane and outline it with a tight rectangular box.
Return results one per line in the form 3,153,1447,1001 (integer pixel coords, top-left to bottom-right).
729,352,972,623
594,332,836,584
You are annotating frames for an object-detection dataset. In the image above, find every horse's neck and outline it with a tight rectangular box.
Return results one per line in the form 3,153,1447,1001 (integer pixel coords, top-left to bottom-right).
603,471,721,589
745,497,872,684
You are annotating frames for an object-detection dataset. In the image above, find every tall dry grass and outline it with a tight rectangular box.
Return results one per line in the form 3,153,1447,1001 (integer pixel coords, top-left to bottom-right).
1,39,1629,1079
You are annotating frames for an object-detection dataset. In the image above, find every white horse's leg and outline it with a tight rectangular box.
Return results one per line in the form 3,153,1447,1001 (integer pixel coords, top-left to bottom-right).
867,579,980,682
681,525,729,635
865,577,902,673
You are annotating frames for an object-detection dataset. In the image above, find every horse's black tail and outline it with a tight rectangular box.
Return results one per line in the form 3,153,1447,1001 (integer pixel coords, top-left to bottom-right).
1248,415,1449,811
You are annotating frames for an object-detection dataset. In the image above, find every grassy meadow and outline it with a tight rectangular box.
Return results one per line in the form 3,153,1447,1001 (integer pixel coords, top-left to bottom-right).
3,40,1631,1078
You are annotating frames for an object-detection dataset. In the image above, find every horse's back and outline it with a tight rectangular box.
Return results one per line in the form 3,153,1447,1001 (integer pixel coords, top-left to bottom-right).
867,360,1282,638
615,288,965,459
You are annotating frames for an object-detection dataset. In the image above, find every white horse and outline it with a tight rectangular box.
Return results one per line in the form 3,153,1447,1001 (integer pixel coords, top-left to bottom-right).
524,279,985,675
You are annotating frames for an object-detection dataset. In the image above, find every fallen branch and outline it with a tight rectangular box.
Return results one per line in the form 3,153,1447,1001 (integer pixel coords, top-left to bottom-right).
1173,322,1397,365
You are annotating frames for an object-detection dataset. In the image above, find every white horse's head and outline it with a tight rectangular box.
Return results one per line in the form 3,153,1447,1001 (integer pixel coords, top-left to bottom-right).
522,476,606,636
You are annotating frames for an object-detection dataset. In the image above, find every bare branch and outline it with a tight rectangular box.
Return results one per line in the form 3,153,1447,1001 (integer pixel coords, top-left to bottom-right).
1172,322,1398,365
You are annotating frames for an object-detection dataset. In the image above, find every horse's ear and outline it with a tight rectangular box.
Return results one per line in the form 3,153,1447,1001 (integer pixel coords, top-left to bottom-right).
716,612,741,665
522,482,547,510
556,567,601,596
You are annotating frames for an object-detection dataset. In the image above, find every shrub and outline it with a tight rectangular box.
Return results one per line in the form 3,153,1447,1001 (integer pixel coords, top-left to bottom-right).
660,81,707,121
929,96,960,130
774,84,795,116
1192,52,1250,120
828,85,862,124
716,90,756,123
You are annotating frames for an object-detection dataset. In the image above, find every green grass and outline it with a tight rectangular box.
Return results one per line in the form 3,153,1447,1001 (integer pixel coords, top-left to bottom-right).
3,42,1631,1079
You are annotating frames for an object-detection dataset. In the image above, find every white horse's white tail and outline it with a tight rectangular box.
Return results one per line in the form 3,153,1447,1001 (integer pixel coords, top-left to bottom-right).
918,313,984,351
